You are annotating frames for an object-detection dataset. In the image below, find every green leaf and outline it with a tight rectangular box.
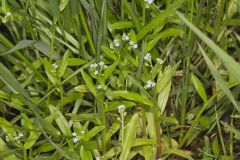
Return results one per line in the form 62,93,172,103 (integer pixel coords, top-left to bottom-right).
80,146,92,160
199,45,240,112
104,61,118,80
106,118,121,142
59,50,70,77
108,21,134,30
101,45,118,61
145,28,184,53
48,0,60,23
158,80,171,114
1,40,35,56
49,105,71,137
191,73,208,102
212,137,219,156
0,138,17,160
59,0,70,11
120,114,138,160
161,149,193,160
22,114,41,149
81,70,98,98
157,63,180,93
111,91,154,106
83,126,105,141
137,0,185,41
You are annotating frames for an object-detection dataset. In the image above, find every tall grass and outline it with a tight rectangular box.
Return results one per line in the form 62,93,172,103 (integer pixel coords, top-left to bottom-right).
0,0,239,159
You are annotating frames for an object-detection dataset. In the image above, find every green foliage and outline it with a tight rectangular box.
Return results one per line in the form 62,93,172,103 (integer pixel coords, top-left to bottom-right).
0,0,239,159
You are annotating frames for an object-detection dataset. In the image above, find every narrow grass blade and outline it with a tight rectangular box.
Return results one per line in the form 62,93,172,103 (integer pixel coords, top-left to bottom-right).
199,45,240,112
176,11,240,84
161,149,193,160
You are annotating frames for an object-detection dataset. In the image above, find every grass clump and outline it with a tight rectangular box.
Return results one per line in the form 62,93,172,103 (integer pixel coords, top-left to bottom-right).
0,0,240,159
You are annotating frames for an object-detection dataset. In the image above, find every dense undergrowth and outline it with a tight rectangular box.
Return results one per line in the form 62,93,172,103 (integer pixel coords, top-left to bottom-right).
0,0,240,159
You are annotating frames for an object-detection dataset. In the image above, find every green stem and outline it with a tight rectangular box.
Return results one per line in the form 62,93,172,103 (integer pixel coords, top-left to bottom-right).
49,23,56,63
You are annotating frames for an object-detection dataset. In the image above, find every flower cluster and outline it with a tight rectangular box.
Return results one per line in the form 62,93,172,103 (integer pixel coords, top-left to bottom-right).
110,39,121,49
90,61,108,76
72,132,79,143
6,132,24,142
146,80,156,88
1,12,13,23
110,33,138,50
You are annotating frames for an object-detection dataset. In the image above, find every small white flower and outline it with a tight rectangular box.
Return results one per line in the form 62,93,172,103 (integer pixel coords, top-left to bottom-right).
97,85,102,90
98,61,104,66
5,135,9,142
14,136,19,140
72,132,77,137
156,58,164,64
104,65,108,69
6,12,12,17
18,133,23,138
122,33,129,41
151,82,156,87
80,130,85,134
146,80,156,88
117,104,125,110
133,44,138,49
94,70,99,75
144,53,151,60
90,63,98,68
129,40,134,46
52,63,58,69
73,137,79,143
110,43,114,49
2,17,7,23
96,157,101,160
145,0,154,4
114,39,121,47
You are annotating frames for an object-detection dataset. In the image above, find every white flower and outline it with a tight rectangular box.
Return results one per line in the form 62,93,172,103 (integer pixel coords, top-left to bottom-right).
6,12,12,17
90,63,98,68
18,133,23,138
80,130,85,134
99,61,104,66
129,40,134,46
133,44,138,49
96,157,101,160
97,85,102,90
145,0,154,4
114,39,121,47
73,137,79,143
104,65,108,69
156,58,164,64
5,135,9,142
117,104,125,110
72,132,77,137
110,43,114,49
2,17,7,23
146,80,156,88
94,70,99,75
144,53,151,60
52,63,58,69
122,33,129,41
